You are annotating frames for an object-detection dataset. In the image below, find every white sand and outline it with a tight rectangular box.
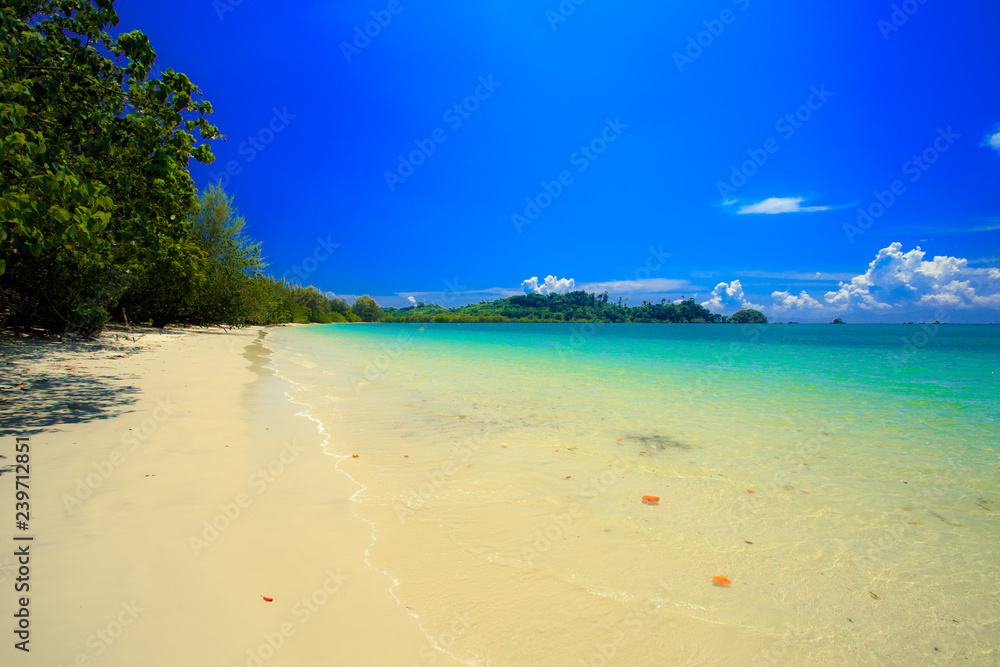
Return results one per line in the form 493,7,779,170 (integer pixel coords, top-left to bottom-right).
0,326,463,666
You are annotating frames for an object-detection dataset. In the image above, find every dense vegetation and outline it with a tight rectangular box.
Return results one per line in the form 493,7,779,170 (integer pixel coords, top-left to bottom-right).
0,1,379,333
0,1,767,333
728,308,769,324
383,291,766,324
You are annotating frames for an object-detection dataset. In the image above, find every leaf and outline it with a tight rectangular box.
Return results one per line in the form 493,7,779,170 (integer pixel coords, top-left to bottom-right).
49,206,71,224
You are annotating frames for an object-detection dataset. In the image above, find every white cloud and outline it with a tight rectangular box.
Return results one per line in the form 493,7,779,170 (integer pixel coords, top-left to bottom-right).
700,280,763,312
701,244,1000,320
407,296,416,304
521,275,576,295
984,129,1000,154
737,197,830,215
821,243,1000,312
771,290,823,313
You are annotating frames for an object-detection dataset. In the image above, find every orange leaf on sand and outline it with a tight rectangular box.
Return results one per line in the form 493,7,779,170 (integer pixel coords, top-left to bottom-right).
641,495,660,504
351,454,359,458
261,596,273,602
747,489,754,494
712,576,731,586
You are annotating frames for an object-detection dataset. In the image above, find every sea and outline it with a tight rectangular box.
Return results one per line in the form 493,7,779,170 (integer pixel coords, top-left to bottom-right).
263,322,1000,666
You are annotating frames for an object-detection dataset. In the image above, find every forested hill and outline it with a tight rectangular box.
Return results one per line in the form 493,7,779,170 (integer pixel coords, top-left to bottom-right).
382,291,767,324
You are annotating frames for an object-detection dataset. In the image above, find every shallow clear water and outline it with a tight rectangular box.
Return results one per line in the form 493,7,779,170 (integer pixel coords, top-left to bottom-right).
267,323,1000,665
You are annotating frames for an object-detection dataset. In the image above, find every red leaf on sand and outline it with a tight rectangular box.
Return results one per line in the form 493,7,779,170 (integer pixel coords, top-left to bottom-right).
261,596,273,602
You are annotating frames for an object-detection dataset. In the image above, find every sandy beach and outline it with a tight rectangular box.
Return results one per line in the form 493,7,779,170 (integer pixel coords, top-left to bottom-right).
4,323,997,666
0,326,463,666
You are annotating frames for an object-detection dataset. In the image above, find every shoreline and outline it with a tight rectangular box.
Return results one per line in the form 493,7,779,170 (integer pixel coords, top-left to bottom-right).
0,326,463,666
4,323,997,664
260,322,1000,665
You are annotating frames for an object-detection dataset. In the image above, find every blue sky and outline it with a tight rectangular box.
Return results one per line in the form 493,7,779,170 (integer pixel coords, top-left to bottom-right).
116,0,1000,321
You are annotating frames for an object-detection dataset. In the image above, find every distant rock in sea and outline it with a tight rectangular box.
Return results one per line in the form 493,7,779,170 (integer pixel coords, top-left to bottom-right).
830,317,845,324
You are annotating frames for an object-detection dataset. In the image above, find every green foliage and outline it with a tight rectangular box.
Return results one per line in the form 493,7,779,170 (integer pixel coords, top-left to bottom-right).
382,291,726,324
728,308,768,324
0,0,220,332
253,279,356,325
112,183,268,326
352,294,384,322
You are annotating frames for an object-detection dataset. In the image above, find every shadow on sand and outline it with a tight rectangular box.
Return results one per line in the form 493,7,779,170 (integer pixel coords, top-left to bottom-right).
0,337,144,472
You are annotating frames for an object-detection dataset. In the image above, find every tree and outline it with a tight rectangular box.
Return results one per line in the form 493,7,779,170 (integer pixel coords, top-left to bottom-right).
729,308,768,324
117,183,266,326
352,295,384,322
0,0,220,332
185,184,264,325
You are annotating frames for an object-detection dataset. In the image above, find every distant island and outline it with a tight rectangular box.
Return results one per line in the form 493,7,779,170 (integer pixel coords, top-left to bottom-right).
381,292,768,324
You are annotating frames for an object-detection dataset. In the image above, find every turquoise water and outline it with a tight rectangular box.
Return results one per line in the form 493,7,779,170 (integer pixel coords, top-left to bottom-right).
267,323,1000,665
